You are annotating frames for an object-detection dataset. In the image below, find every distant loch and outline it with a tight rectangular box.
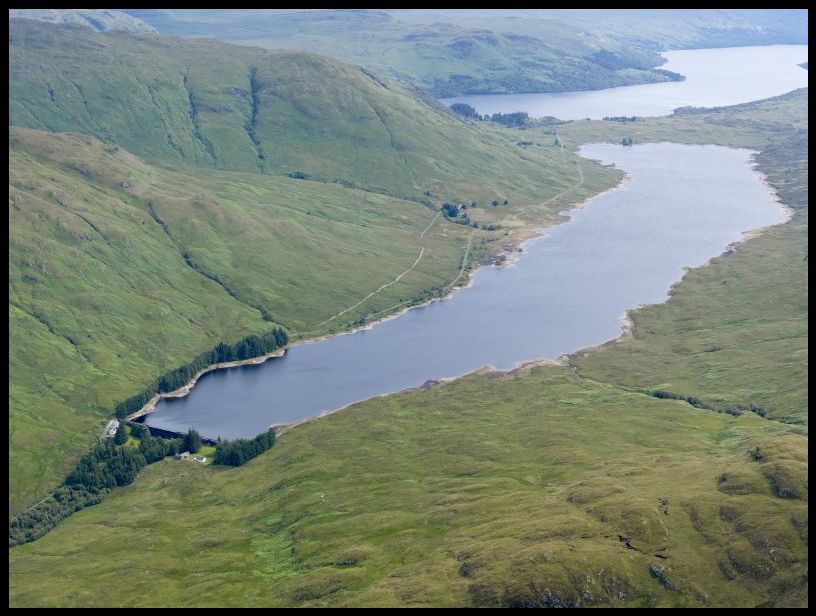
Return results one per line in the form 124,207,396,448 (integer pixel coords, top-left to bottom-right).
440,45,808,120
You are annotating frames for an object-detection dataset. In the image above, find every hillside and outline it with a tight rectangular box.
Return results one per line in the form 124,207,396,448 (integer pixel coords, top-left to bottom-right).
10,18,590,209
529,9,809,49
9,88,808,608
123,9,807,96
122,9,679,97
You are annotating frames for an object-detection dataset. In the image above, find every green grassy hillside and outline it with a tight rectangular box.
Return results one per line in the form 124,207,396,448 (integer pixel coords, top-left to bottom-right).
9,130,267,512
9,91,807,606
8,371,807,607
9,18,594,209
118,10,678,97
223,11,679,98
7,127,471,512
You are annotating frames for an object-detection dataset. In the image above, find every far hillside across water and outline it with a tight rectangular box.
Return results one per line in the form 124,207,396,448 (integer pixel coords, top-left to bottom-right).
441,45,808,119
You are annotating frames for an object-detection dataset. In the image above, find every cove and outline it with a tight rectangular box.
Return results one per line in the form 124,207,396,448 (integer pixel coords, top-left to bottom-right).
145,143,788,439
440,45,808,120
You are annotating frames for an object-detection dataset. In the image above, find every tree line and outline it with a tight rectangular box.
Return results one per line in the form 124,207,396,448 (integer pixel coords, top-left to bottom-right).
450,104,565,129
450,104,521,125
488,111,530,127
212,428,276,466
9,424,183,546
440,200,504,231
115,328,288,418
603,116,638,123
649,389,768,418
451,107,530,127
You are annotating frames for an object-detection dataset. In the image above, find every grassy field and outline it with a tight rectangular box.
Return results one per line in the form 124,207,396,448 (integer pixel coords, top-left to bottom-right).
9,90,807,605
196,445,216,464
7,374,807,607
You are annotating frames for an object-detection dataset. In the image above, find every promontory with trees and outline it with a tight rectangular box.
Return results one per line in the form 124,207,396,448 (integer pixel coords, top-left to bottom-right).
450,103,565,129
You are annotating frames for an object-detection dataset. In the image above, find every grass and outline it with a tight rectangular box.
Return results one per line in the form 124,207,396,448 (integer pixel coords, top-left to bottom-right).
8,370,807,607
123,429,141,449
9,18,607,209
194,445,216,464
8,9,158,33
8,89,808,606
8,135,260,512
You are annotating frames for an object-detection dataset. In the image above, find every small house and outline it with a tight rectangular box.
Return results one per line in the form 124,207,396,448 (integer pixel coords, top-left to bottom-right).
175,451,190,460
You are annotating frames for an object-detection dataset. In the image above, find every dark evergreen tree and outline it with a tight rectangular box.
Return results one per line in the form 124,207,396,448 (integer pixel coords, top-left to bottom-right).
183,428,203,454
449,102,479,119
441,203,459,217
130,423,146,440
213,429,276,467
113,422,128,445
490,111,529,126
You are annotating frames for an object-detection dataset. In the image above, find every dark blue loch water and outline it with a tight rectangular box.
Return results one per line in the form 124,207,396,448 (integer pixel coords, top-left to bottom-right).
146,143,787,439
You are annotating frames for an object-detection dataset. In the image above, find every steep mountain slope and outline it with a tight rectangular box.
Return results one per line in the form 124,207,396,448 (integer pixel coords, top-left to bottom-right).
10,18,583,209
9,129,264,511
122,9,679,97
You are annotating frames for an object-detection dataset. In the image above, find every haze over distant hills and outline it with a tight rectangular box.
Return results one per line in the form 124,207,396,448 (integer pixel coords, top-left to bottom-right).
14,9,806,97
120,9,809,96
8,9,156,33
